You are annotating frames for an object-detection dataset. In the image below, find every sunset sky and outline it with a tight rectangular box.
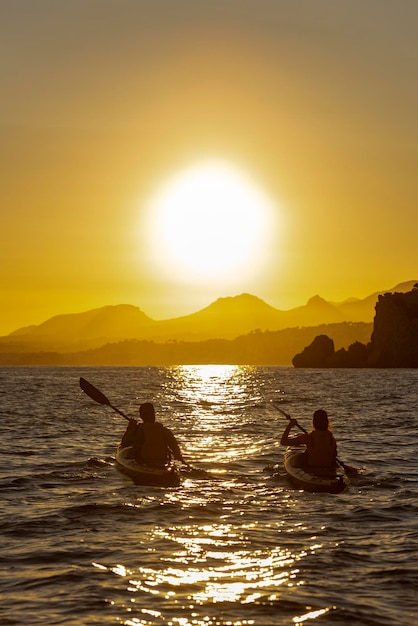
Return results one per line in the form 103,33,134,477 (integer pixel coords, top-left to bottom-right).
1,1,417,335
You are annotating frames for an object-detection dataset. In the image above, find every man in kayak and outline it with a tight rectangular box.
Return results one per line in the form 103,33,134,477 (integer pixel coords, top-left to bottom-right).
121,402,188,468
280,409,337,473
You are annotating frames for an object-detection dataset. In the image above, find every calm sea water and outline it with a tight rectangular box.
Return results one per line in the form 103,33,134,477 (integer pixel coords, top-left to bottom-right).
0,366,417,626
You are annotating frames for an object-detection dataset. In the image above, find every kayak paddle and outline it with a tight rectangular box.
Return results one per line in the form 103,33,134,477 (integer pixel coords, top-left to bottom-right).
272,402,359,475
79,377,131,421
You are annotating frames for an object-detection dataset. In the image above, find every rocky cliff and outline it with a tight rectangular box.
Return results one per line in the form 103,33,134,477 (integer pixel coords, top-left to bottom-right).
368,287,418,367
293,285,418,368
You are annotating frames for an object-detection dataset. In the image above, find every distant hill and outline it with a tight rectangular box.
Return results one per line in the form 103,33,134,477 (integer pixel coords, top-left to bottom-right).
335,280,418,322
1,280,416,354
8,304,153,341
4,304,154,352
153,293,286,340
0,322,373,366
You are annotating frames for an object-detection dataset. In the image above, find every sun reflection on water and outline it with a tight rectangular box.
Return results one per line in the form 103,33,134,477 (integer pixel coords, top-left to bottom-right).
116,539,298,602
159,365,271,466
293,607,332,624
170,365,256,410
93,519,315,623
90,505,336,626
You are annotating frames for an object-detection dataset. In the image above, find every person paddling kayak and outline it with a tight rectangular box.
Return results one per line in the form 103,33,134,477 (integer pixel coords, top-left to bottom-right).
121,402,188,468
280,409,337,475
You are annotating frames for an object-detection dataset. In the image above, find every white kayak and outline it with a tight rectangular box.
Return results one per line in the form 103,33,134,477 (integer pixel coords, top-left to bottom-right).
283,447,348,494
115,446,181,487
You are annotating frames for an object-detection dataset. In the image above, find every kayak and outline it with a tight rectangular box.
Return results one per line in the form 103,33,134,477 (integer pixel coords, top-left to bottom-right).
115,446,181,487
283,447,348,494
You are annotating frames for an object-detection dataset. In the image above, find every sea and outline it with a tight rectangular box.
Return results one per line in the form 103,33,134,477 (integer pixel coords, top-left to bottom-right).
1,366,417,626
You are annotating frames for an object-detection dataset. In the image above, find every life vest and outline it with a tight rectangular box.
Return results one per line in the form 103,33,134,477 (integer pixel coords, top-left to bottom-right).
306,430,336,468
140,422,170,465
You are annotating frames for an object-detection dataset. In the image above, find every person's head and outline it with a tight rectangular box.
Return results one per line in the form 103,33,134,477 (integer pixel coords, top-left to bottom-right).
139,402,155,423
312,409,329,431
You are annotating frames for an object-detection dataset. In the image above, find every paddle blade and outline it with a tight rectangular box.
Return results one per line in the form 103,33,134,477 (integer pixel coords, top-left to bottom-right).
338,460,363,475
79,377,110,406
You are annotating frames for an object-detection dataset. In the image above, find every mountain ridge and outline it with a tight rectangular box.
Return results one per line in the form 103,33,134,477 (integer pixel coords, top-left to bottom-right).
1,280,416,352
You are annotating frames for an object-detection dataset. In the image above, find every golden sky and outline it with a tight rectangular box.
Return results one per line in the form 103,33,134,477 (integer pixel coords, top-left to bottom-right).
1,1,417,335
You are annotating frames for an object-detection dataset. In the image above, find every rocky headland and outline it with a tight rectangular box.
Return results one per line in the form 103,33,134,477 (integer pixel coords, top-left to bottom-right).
293,285,418,368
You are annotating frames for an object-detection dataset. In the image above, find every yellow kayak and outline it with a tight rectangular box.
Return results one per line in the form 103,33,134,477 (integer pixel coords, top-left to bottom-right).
115,446,181,487
284,447,348,494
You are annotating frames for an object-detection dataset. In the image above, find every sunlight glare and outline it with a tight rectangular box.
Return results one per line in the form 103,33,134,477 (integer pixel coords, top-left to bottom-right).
142,161,278,285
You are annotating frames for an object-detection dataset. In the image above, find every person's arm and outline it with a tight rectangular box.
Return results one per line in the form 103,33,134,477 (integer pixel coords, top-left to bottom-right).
121,419,138,447
280,419,305,446
332,435,338,464
165,428,188,464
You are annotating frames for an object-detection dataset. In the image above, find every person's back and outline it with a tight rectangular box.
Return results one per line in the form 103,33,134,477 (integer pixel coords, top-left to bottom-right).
121,401,186,468
140,421,173,466
305,429,336,469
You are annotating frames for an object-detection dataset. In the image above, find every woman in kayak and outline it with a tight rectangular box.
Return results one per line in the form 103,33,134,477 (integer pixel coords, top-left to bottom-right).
280,409,337,473
121,402,188,468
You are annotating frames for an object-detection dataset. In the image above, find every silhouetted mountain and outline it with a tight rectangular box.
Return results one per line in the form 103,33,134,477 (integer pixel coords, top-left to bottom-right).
334,280,418,322
5,305,154,351
1,280,416,354
153,293,286,340
280,295,345,327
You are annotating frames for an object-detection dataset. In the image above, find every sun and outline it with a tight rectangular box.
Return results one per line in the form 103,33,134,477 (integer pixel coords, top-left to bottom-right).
142,160,278,286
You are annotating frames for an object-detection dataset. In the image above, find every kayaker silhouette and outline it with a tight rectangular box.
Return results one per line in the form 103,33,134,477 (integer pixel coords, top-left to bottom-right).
280,409,337,474
121,402,188,468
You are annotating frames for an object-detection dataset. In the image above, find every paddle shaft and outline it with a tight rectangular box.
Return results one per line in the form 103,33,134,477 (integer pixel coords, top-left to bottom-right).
273,404,308,434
